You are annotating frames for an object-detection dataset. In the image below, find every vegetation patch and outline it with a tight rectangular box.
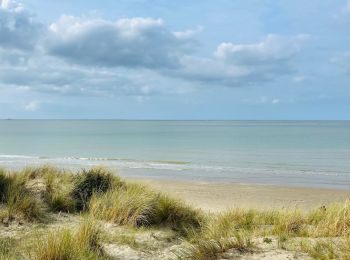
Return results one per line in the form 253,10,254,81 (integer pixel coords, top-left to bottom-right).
0,170,45,222
32,218,105,260
70,167,123,211
90,182,203,236
0,166,349,259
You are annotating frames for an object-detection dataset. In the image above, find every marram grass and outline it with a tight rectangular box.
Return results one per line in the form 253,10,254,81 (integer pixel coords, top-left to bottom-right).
31,218,105,260
0,166,349,259
0,169,45,222
89,182,203,236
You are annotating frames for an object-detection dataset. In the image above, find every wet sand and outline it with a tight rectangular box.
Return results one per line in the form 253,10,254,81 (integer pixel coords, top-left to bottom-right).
135,179,350,212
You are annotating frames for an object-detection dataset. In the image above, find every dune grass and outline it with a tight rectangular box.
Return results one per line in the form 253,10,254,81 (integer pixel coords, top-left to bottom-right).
0,169,45,222
41,166,75,213
308,199,350,237
178,199,350,259
177,210,255,259
31,218,106,260
0,166,349,259
70,167,124,211
89,182,203,236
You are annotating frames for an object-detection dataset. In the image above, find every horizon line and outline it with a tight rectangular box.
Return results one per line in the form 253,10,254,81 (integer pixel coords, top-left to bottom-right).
1,118,350,121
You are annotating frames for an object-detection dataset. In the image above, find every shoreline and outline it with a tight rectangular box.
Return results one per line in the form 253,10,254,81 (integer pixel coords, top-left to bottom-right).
133,178,350,212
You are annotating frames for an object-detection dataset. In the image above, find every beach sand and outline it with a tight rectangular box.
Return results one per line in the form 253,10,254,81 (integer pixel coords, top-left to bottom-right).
135,179,350,212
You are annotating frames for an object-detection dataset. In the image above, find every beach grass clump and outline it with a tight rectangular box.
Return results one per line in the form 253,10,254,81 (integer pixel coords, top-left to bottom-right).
75,218,104,254
6,187,44,222
179,232,252,260
90,182,203,235
272,210,307,236
1,172,44,221
152,194,204,235
300,239,338,260
308,199,350,237
41,166,73,192
32,218,105,260
178,211,254,259
70,167,122,211
41,168,75,213
33,229,80,260
218,209,260,231
90,183,158,226
47,191,75,213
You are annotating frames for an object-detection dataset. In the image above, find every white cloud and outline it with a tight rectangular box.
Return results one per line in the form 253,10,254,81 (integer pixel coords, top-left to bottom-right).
0,1,310,98
168,34,308,87
0,53,186,98
24,100,40,111
46,16,196,69
215,34,308,70
174,26,203,39
0,0,42,50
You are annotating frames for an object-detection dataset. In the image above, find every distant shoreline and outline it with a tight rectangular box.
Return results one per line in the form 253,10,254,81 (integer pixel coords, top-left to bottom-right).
1,119,350,121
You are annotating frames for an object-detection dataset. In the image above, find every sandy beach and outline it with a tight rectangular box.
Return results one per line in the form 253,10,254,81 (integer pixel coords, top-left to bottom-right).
136,179,350,212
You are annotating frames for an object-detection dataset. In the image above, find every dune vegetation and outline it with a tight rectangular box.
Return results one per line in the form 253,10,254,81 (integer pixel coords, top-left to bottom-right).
0,166,349,259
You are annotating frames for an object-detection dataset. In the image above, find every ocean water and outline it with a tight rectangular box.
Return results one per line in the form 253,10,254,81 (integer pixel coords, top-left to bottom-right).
0,120,349,189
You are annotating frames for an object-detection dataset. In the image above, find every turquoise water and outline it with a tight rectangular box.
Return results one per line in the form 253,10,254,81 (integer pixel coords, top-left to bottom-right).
0,120,349,189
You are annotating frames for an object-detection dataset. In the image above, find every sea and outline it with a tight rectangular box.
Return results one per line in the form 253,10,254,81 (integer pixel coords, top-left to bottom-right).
0,120,349,190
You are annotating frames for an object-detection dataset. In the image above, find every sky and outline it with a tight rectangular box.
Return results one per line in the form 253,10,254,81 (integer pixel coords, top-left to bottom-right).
0,0,350,119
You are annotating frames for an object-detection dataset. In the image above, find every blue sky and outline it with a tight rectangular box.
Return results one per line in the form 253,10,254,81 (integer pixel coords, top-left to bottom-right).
0,0,349,119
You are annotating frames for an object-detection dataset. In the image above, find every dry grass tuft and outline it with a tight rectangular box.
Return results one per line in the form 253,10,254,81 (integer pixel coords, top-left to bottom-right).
272,210,307,236
90,182,203,236
178,210,254,259
309,199,350,237
70,167,123,211
31,218,105,260
153,194,203,235
90,183,157,226
1,171,45,221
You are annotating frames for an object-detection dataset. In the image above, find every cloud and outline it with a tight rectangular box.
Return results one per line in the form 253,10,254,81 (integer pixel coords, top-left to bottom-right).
0,0,42,50
24,100,40,111
214,34,308,74
0,1,310,100
169,34,308,87
0,53,182,98
45,16,196,69
174,26,203,39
